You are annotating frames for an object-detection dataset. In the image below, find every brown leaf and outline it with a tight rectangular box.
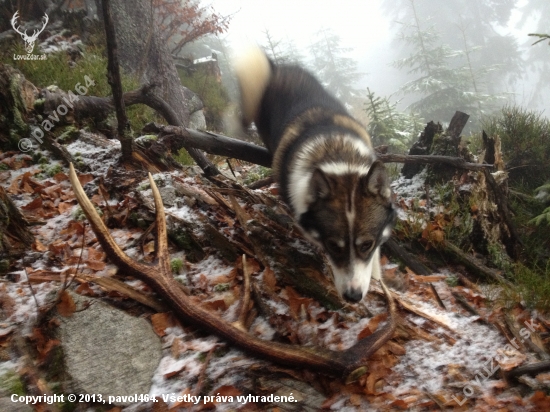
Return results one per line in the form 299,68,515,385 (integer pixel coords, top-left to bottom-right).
349,393,362,406
151,312,174,337
33,239,47,252
85,260,106,271
57,290,76,317
77,173,94,185
262,267,277,293
531,391,550,411
21,196,43,210
57,202,74,214
87,247,105,261
75,282,96,296
214,385,242,399
53,172,69,182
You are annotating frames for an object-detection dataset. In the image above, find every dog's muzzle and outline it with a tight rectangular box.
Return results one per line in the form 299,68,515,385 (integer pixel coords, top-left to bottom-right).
343,287,363,303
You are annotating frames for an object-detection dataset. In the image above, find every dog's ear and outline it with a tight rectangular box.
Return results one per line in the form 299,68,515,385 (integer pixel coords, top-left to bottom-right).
361,161,391,200
309,169,332,201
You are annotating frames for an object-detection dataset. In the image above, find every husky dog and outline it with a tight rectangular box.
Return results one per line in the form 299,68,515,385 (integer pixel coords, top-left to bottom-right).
234,48,396,302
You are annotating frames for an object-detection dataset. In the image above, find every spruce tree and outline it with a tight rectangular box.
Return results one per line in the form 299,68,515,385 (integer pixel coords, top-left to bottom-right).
308,28,362,105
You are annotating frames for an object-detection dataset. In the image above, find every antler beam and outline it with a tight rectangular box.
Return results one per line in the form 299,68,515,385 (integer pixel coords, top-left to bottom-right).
68,164,397,378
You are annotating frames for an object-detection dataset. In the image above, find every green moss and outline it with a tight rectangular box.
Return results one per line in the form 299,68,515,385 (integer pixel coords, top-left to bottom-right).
2,44,159,134
72,205,102,221
0,259,9,274
498,262,550,311
0,163,8,171
55,126,79,143
243,166,272,185
445,275,459,287
44,163,63,177
0,370,25,396
171,258,184,274
213,283,230,292
167,228,205,263
174,148,195,166
178,66,230,131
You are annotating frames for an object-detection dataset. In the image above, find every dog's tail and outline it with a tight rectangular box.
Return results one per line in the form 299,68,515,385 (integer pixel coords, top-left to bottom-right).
233,47,272,126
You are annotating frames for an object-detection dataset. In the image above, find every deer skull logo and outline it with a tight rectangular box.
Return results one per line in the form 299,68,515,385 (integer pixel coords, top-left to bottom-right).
11,11,49,54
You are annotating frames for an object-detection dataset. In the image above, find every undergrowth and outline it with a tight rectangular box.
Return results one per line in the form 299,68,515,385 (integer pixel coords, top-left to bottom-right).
1,42,158,133
178,65,229,131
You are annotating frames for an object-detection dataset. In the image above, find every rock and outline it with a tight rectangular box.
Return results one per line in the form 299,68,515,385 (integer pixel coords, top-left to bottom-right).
182,87,204,113
0,398,33,412
59,293,162,406
189,110,206,131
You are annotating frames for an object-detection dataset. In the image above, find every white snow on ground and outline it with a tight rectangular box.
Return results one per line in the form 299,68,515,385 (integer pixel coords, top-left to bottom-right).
385,285,510,397
1,155,542,410
66,134,120,175
390,167,427,199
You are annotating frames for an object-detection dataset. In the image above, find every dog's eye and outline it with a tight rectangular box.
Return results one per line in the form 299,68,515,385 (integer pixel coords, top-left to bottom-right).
358,240,374,254
326,239,345,255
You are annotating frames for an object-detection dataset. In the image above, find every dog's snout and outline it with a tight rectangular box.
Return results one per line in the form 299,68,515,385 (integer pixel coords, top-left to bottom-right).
343,287,363,303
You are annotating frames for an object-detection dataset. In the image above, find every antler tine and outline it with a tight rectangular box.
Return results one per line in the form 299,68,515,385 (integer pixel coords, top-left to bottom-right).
69,163,151,276
10,11,26,36
30,13,49,40
147,173,172,275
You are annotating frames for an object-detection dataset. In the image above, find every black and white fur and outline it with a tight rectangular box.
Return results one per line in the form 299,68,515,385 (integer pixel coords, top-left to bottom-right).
234,48,396,302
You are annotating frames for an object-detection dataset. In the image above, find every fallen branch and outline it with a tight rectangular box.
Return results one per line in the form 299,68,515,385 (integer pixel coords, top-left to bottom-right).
505,360,550,380
441,241,513,287
382,238,432,276
142,122,272,168
377,153,492,171
145,123,493,171
42,84,219,176
68,163,397,378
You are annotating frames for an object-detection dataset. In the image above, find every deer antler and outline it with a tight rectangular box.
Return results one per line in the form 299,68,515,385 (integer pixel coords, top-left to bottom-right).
68,163,397,378
10,11,26,37
30,13,49,41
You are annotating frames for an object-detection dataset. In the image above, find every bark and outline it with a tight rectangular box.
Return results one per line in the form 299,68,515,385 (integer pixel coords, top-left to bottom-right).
401,121,442,178
101,0,133,161
426,111,470,184
441,241,513,287
0,186,35,262
505,361,550,380
382,238,432,276
105,0,218,175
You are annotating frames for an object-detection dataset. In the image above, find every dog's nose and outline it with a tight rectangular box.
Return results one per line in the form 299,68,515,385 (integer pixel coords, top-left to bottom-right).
343,287,363,303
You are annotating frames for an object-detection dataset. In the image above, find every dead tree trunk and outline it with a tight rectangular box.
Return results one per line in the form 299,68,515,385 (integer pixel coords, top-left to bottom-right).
106,0,218,175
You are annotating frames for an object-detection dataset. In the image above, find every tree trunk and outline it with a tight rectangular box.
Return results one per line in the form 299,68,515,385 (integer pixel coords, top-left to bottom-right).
109,0,190,126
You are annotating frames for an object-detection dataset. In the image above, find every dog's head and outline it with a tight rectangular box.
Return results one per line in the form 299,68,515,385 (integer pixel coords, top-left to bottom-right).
297,160,396,302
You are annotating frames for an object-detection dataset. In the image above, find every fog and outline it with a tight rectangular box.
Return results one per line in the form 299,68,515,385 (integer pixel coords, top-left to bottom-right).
209,0,549,124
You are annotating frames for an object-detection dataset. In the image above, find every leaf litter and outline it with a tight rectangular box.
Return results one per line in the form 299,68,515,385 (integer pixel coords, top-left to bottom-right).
1,145,549,411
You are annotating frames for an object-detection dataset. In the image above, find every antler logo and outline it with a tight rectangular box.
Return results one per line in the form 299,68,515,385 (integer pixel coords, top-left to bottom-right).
11,11,49,54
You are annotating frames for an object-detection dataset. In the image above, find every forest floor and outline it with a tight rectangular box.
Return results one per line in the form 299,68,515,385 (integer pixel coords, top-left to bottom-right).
1,131,550,411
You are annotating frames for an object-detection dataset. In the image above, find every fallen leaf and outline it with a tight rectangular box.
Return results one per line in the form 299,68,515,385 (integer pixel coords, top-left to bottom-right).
263,267,277,293
77,173,94,185
214,385,242,400
85,260,106,271
57,290,76,317
151,312,174,337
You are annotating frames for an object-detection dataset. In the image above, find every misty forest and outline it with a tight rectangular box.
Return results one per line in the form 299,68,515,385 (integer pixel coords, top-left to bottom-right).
1,0,550,410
